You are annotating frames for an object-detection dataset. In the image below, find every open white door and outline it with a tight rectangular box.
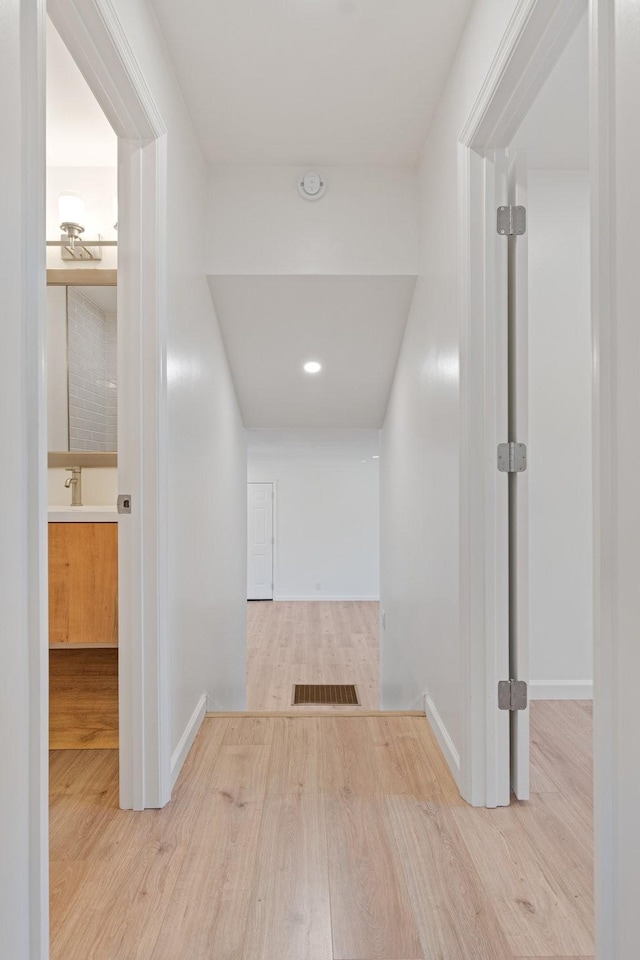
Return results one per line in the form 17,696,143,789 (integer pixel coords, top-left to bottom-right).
489,146,530,805
507,149,530,800
247,483,274,600
490,147,512,807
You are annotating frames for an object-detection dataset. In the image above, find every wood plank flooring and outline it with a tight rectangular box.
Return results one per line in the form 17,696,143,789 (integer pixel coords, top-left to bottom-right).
247,600,380,711
49,649,118,749
50,700,593,960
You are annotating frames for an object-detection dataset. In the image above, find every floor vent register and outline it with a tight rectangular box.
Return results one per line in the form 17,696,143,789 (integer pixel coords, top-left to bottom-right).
292,684,360,706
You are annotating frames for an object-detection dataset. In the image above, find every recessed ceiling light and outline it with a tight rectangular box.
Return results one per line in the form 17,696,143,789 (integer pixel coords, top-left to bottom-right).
303,361,322,374
372,455,379,459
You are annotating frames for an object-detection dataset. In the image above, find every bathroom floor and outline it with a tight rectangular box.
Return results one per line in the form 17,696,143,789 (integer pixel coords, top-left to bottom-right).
49,648,118,749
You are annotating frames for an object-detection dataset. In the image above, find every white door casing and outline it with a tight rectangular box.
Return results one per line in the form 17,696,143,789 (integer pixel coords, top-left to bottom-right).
247,483,274,600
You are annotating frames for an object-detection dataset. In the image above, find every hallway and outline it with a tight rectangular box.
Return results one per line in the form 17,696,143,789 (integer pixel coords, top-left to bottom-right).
247,600,380,711
50,701,593,960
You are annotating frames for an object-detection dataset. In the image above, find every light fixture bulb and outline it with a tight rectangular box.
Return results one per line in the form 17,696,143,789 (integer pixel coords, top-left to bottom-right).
58,193,85,233
303,361,322,374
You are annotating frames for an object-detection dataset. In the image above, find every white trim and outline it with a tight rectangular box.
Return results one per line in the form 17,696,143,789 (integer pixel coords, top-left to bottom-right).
460,0,585,150
48,0,171,811
529,681,593,700
4,2,50,954
590,0,615,955
170,695,207,789
47,0,165,140
458,0,589,810
424,695,461,780
273,595,381,603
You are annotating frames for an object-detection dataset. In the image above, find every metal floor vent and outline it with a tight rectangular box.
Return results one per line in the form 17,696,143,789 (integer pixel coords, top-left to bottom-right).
292,684,360,706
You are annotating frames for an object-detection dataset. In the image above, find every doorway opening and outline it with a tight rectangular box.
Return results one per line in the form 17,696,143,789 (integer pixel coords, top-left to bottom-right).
46,17,120,765
461,0,594,949
244,429,381,712
507,9,592,802
46,17,120,757
46,0,170,811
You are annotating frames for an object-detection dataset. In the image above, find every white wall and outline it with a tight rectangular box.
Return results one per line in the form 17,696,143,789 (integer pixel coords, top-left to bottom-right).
0,3,48,955
109,0,248,732
527,170,592,698
602,2,640,949
248,429,380,600
207,164,418,276
46,285,68,451
380,0,516,735
48,467,117,507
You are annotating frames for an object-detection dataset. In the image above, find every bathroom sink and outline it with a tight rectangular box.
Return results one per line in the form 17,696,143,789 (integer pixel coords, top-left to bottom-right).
48,505,118,523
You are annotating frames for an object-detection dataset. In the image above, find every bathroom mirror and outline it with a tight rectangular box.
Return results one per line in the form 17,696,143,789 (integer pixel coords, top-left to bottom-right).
46,272,117,456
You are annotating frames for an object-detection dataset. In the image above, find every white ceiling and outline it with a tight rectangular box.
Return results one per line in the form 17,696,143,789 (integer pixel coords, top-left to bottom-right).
512,14,588,169
208,274,417,427
46,18,117,168
150,0,473,165
247,427,380,459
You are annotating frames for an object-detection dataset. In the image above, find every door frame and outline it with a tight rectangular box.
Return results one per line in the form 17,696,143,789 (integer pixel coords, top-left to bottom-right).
458,0,588,808
48,0,171,812
459,0,614,951
247,480,277,600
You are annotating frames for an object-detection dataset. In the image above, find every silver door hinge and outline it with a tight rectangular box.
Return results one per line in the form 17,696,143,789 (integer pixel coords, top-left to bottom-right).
498,679,528,711
497,205,526,236
497,442,527,473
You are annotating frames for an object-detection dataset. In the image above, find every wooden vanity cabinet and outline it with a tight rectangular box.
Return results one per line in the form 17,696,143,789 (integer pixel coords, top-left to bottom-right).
48,522,118,647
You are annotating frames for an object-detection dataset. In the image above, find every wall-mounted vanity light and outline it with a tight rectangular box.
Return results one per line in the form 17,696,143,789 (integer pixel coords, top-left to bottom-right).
45,193,118,261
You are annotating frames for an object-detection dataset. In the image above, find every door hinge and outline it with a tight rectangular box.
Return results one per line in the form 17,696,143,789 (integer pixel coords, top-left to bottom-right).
497,442,527,473
498,679,528,711
497,205,526,236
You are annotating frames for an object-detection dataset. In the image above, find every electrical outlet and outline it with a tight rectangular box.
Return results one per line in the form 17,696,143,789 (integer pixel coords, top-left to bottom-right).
315,582,322,591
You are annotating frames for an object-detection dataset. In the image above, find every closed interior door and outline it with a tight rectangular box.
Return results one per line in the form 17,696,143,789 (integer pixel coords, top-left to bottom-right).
247,483,274,600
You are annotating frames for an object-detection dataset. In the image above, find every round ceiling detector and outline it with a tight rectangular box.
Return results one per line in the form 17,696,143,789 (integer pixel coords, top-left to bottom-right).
299,171,326,201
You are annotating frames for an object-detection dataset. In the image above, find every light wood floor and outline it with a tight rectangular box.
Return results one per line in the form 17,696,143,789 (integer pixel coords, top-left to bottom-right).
50,700,593,960
247,600,380,710
49,649,118,749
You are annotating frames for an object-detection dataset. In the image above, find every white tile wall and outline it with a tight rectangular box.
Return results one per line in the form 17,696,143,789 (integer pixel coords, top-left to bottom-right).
67,289,117,451
105,312,117,450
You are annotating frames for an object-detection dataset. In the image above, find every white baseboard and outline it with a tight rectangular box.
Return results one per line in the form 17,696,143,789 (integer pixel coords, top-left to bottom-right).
529,681,593,700
170,693,207,789
274,595,380,602
424,693,461,782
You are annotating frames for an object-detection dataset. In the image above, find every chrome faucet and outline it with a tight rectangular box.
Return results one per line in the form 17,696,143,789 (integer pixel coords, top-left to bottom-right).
64,466,82,507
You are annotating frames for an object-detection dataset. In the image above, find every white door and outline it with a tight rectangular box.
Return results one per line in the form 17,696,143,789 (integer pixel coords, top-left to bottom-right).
247,483,274,600
490,147,530,806
492,147,513,807
507,149,530,800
